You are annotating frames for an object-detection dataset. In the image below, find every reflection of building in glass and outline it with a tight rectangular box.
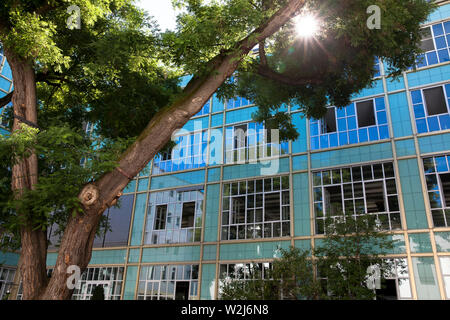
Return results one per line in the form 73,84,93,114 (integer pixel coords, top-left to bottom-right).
3,2,450,301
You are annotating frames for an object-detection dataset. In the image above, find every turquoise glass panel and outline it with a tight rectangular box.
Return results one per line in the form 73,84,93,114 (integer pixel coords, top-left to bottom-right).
388,92,413,137
219,241,290,260
435,231,450,252
409,233,433,253
150,170,205,190
202,245,217,261
293,173,310,236
123,266,138,300
200,264,216,300
141,246,201,263
395,139,416,157
130,193,147,246
204,184,220,242
398,159,428,229
412,257,441,300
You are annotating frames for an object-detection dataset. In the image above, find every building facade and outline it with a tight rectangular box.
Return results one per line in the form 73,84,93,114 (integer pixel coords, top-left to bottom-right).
2,1,450,300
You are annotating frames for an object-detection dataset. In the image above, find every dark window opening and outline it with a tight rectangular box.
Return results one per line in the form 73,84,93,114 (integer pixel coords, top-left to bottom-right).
264,193,281,221
423,87,448,116
175,281,190,300
322,108,337,133
440,173,450,207
365,181,386,213
324,186,343,216
356,100,376,128
155,205,167,230
181,202,196,228
234,125,247,149
376,279,398,300
231,197,246,224
419,27,435,52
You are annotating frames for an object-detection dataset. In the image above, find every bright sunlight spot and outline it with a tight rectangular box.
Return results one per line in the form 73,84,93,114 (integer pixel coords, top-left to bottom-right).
294,14,319,38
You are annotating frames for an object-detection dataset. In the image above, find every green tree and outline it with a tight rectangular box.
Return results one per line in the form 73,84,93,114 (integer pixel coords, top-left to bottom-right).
0,0,434,300
220,216,399,300
314,215,398,300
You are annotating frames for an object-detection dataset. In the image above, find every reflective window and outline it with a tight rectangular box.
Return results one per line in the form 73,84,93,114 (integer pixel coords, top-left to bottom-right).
221,176,290,240
72,267,124,300
152,130,208,174
94,194,134,248
0,267,16,300
226,97,252,109
312,162,401,234
411,84,450,134
440,257,450,299
219,262,272,281
310,97,389,150
422,154,450,227
145,188,204,244
225,122,289,164
416,22,450,68
137,264,199,300
375,259,412,300
194,100,210,116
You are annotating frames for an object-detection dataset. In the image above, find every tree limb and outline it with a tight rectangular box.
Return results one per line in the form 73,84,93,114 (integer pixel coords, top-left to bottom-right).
0,91,13,108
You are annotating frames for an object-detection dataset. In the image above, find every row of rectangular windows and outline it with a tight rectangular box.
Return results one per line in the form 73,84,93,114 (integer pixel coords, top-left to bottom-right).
151,81,450,175
128,156,450,246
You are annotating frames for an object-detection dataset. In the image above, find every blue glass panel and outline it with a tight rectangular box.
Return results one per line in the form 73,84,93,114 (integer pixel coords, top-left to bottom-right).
329,133,338,147
438,49,450,63
338,132,348,146
348,130,358,144
427,116,440,132
311,136,319,150
377,111,387,124
444,21,450,34
446,84,450,96
369,126,379,141
433,23,444,36
347,116,357,130
379,125,389,139
338,118,347,131
336,107,346,118
416,54,427,68
310,123,319,136
320,135,329,149
411,91,423,104
346,104,355,116
439,114,450,130
426,52,438,65
414,104,426,118
375,97,385,111
435,36,447,49
358,128,368,142
435,156,448,172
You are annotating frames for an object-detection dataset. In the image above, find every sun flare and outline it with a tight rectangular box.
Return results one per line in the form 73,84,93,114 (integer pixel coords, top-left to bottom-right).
294,14,319,38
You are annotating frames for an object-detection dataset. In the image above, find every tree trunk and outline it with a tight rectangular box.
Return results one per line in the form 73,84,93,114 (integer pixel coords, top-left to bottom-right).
4,48,48,300
3,0,305,300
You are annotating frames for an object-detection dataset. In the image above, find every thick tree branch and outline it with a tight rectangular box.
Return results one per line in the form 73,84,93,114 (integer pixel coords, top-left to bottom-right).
0,91,13,108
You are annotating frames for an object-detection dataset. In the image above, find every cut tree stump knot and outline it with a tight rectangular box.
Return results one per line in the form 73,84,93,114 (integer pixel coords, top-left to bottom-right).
80,184,99,207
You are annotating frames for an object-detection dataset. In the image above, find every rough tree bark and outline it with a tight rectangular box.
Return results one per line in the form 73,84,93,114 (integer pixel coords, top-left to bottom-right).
6,0,306,300
5,48,48,300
